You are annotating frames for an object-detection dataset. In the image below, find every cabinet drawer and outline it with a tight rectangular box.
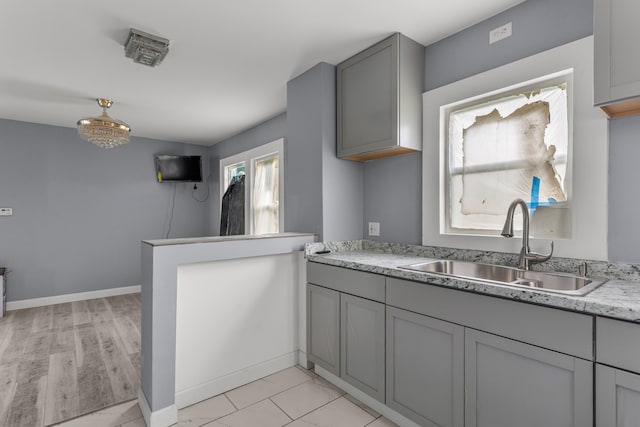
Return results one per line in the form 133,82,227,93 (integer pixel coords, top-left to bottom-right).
597,317,640,374
307,262,385,303
386,278,593,360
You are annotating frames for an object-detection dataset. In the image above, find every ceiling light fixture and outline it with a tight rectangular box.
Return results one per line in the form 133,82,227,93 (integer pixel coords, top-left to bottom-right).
124,28,170,67
77,98,131,149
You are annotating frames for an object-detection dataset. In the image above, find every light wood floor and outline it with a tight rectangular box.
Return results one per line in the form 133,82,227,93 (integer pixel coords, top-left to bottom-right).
0,294,141,427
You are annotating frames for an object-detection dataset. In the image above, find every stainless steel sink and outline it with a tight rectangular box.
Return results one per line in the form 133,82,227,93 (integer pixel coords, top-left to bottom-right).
400,260,607,296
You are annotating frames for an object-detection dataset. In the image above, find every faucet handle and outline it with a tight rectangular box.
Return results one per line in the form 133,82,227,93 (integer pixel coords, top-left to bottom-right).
579,262,588,277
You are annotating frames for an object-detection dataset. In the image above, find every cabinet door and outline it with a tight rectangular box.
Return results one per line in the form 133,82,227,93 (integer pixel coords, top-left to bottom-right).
386,306,464,427
307,284,340,376
340,293,385,402
597,364,640,427
594,0,640,104
465,329,593,427
337,35,398,157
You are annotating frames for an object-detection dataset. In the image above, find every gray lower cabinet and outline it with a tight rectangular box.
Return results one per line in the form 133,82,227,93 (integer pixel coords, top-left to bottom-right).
307,283,340,376
595,317,640,426
465,329,593,427
596,364,640,427
340,293,385,402
386,306,464,427
308,263,602,426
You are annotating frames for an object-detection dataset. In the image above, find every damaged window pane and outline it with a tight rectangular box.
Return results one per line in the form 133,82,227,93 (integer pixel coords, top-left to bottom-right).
446,81,570,237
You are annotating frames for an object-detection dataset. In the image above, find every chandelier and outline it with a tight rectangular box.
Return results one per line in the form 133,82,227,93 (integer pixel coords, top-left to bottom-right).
77,99,131,148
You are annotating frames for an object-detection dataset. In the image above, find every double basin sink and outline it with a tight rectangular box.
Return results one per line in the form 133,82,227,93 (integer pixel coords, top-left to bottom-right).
400,259,607,296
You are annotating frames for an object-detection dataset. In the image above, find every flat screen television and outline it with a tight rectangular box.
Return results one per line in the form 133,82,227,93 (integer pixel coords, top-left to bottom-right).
155,155,202,182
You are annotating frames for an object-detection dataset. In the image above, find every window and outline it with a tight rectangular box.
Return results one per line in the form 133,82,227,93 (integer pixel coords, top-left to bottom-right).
423,37,608,260
220,139,284,235
442,70,572,238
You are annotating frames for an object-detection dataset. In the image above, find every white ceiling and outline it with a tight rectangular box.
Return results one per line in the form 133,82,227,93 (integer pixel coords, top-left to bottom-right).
0,0,523,146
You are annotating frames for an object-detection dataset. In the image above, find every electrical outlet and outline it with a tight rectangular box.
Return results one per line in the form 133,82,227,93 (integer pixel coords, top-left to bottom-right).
489,22,512,44
0,208,13,216
368,222,380,237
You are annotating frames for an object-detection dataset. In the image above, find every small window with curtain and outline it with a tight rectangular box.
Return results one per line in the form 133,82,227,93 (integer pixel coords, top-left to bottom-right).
219,139,284,236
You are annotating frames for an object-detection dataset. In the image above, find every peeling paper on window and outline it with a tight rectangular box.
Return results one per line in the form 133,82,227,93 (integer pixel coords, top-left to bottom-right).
447,83,569,234
460,101,566,215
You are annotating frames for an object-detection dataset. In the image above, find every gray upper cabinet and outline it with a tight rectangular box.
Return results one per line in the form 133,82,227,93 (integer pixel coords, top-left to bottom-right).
594,0,640,117
340,293,385,402
386,306,464,427
465,329,593,427
596,364,640,427
337,33,424,161
307,283,340,376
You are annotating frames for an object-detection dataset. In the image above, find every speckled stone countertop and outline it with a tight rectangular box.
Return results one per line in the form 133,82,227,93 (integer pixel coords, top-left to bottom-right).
305,240,640,323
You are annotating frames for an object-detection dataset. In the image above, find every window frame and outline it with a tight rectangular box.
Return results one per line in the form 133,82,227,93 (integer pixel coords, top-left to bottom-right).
441,70,574,238
219,138,284,235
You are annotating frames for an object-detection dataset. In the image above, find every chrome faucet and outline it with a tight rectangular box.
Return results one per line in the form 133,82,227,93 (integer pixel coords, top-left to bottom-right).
501,198,553,270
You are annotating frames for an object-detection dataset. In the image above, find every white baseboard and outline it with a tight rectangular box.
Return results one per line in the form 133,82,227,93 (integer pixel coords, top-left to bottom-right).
138,387,178,427
6,285,141,310
175,351,298,409
314,365,420,427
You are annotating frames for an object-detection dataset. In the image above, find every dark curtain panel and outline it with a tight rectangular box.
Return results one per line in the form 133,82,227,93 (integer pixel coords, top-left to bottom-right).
220,175,245,236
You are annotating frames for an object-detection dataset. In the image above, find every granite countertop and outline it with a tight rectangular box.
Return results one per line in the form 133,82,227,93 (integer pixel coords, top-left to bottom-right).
305,241,640,323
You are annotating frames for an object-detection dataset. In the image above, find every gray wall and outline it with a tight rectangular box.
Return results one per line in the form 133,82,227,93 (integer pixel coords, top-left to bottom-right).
608,116,640,262
363,153,422,244
207,113,286,235
285,64,327,237
286,62,363,241
424,0,593,91
363,0,595,246
318,64,363,242
0,118,209,302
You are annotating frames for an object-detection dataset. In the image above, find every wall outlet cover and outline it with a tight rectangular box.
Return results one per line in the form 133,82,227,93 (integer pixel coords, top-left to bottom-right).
489,22,512,44
368,222,380,236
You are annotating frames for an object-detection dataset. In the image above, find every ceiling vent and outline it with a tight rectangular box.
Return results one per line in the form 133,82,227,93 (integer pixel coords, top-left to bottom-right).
124,28,169,67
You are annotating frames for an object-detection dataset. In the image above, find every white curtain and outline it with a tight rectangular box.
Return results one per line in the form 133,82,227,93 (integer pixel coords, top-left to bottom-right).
252,155,279,234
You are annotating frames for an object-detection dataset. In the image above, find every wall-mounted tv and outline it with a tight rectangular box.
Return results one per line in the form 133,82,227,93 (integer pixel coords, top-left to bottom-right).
155,155,203,183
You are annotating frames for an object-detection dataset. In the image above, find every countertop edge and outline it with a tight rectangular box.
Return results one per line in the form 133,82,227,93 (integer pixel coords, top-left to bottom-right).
144,232,317,247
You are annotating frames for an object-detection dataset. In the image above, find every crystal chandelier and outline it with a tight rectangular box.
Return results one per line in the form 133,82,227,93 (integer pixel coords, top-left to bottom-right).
77,98,131,148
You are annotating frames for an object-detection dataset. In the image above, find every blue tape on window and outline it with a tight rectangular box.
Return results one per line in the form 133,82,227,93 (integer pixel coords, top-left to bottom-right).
530,176,540,213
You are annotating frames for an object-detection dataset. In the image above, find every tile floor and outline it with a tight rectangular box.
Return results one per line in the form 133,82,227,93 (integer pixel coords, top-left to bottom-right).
54,366,399,427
